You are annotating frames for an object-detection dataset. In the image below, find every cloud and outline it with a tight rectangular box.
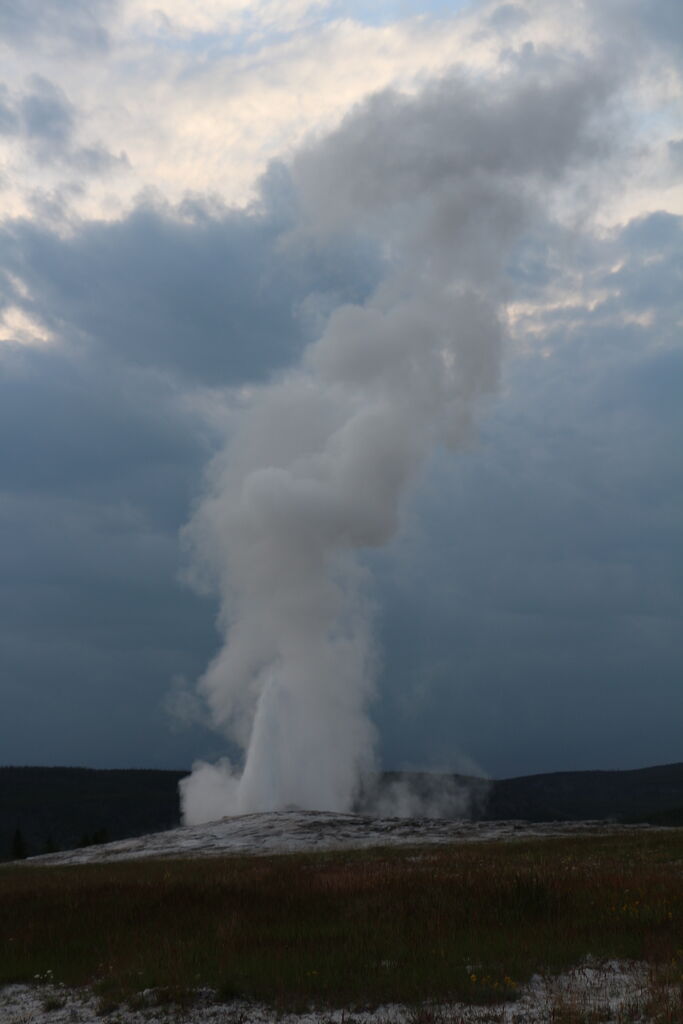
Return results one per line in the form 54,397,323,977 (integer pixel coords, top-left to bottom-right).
0,175,378,771
0,181,379,382
593,0,683,60
0,0,680,783
669,139,683,171
0,85,20,135
0,0,116,52
121,0,330,39
371,212,683,777
0,346,205,500
486,3,530,33
0,75,128,180
0,326,224,768
0,0,591,218
21,75,75,147
1,0,679,224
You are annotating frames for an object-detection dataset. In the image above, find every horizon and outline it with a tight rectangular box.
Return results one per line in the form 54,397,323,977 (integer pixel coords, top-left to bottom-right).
5,757,683,783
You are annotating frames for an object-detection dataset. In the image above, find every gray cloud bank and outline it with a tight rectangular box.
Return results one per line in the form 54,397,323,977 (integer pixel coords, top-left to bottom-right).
0,1,681,787
0,181,380,769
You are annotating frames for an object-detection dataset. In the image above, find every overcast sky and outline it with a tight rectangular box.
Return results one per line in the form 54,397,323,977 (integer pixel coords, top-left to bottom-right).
1,0,681,781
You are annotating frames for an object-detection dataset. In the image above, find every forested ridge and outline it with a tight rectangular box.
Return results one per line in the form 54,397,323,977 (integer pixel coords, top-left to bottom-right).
3,762,683,860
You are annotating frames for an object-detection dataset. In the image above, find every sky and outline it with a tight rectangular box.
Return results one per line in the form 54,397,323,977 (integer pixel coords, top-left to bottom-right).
1,0,682,784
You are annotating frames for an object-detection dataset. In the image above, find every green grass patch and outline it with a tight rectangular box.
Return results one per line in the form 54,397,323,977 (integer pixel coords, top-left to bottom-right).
2,831,683,1011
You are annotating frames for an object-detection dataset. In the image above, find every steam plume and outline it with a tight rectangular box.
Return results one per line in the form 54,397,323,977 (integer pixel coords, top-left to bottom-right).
180,61,614,824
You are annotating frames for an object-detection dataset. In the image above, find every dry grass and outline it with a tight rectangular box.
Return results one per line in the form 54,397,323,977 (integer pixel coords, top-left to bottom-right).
1,830,683,1014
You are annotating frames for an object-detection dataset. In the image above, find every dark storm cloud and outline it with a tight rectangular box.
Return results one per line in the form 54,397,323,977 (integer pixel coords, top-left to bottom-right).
2,196,681,776
0,177,379,769
619,210,683,256
1,186,379,384
372,215,683,778
0,0,116,53
0,343,202,502
20,75,75,147
531,213,682,342
0,330,220,767
0,464,223,769
0,75,128,173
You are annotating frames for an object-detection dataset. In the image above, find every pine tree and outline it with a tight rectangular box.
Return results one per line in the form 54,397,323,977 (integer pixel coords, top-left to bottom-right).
11,828,27,860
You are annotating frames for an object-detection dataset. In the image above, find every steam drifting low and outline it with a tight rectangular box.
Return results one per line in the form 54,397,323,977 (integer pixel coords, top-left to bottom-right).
180,57,617,824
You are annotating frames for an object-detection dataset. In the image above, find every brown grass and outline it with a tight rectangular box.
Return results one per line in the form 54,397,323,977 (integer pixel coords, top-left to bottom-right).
1,829,683,1013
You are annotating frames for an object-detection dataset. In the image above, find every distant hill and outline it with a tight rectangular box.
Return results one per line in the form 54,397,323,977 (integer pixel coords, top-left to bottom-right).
2,761,683,860
481,762,683,823
371,763,683,825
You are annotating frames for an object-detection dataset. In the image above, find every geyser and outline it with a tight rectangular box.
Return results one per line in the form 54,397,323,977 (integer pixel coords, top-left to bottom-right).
180,60,615,825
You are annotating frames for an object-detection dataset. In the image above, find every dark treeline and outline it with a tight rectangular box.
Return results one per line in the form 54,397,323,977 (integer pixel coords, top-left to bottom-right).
1,766,185,861
3,762,683,860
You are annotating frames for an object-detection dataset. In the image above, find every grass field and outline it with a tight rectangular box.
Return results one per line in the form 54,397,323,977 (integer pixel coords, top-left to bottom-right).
2,831,683,1017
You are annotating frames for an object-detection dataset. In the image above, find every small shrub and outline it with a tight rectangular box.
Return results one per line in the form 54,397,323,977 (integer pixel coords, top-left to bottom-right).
42,994,66,1011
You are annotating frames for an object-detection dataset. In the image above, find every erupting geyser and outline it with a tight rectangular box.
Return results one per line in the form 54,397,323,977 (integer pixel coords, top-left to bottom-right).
180,62,615,824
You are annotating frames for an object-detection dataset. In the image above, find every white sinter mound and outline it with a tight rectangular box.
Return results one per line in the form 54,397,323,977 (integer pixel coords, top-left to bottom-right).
25,810,657,866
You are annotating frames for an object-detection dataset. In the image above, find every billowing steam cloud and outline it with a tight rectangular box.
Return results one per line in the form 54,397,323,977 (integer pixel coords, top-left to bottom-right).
180,57,616,824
